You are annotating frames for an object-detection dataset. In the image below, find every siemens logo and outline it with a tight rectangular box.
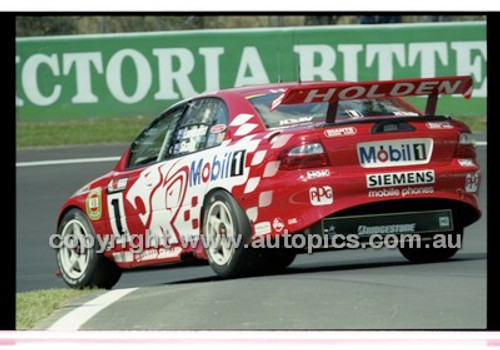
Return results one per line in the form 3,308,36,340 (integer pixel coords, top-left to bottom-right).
357,138,433,168
366,170,436,188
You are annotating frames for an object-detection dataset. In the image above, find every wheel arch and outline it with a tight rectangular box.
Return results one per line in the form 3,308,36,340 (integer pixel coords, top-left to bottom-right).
57,204,86,227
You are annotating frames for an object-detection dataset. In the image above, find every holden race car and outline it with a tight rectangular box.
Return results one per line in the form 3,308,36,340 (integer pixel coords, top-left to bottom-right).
55,75,481,289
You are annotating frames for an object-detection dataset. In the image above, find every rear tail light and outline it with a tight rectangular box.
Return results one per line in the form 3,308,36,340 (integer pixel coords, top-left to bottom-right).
459,133,475,145
455,132,476,158
279,142,330,170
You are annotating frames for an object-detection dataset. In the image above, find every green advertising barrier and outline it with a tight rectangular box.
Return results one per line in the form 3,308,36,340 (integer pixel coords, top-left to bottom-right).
16,22,486,121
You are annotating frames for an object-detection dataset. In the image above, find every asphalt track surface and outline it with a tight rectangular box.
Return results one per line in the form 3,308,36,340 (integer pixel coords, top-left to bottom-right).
16,139,487,329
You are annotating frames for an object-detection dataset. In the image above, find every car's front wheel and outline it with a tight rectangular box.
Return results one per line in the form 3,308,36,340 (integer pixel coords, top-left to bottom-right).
398,229,463,263
56,208,122,289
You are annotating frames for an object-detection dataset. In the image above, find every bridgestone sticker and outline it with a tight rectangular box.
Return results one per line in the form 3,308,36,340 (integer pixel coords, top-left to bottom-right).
357,223,416,235
323,210,453,237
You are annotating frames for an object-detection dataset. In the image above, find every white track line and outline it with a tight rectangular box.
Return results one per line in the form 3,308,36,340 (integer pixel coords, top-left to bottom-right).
48,288,138,330
16,156,121,167
475,141,487,147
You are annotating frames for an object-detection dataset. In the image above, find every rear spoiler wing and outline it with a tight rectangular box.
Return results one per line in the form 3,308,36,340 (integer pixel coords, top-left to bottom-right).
270,75,473,120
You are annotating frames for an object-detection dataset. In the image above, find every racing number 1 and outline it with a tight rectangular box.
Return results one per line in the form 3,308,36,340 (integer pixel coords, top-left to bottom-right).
110,198,124,234
107,192,130,239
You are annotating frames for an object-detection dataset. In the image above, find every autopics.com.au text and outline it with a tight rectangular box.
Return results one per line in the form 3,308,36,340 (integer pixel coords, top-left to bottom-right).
48,229,461,255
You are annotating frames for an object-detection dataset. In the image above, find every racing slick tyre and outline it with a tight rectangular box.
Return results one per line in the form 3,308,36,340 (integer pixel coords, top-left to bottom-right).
268,248,297,270
259,248,298,273
398,229,463,263
203,190,257,278
56,208,122,289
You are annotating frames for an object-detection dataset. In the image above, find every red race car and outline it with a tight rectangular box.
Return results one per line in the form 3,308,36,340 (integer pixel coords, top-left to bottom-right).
54,76,481,288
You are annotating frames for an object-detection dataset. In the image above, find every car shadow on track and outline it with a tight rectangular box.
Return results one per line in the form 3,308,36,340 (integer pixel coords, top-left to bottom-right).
156,252,486,286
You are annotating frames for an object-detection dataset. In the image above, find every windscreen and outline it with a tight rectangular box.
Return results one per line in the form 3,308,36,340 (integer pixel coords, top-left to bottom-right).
249,93,422,128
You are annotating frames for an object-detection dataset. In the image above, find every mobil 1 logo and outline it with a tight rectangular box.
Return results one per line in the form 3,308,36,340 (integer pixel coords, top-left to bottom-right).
357,138,433,168
189,149,246,187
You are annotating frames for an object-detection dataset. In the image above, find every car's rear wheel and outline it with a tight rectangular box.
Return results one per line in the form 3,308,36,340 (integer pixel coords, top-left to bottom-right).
57,208,122,289
398,229,463,263
203,190,258,278
269,248,297,270
255,247,297,273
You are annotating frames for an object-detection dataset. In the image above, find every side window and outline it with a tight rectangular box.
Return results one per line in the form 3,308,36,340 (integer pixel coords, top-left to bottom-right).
127,106,184,168
171,98,228,156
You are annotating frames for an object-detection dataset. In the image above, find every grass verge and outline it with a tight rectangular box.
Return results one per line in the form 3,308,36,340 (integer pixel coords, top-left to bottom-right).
16,116,153,148
16,288,97,330
16,115,485,148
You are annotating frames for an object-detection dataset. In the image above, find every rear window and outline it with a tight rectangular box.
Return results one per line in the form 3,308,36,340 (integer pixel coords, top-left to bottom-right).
248,93,422,128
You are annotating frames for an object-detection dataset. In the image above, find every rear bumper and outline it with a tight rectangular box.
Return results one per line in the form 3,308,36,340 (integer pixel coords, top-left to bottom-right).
244,162,481,239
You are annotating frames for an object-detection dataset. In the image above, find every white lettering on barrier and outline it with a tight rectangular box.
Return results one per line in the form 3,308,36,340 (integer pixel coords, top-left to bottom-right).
21,53,62,106
16,39,487,108
199,47,225,92
16,55,24,107
338,44,363,81
63,52,103,103
366,44,406,80
106,49,152,104
451,41,487,97
234,46,270,87
408,42,448,78
293,44,337,81
153,48,197,100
